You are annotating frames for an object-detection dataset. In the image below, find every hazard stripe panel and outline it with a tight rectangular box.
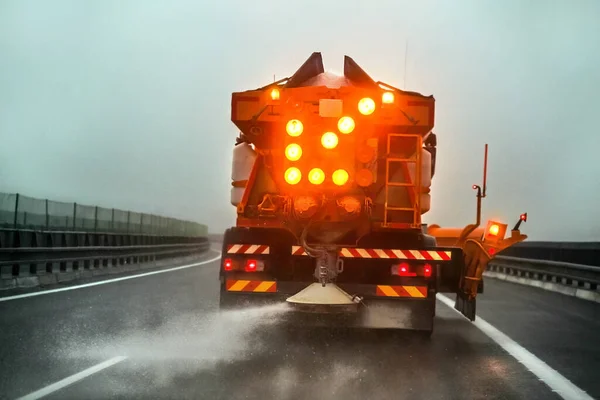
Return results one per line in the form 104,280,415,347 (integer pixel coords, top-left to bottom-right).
339,248,451,261
291,246,309,256
227,244,270,255
226,279,277,293
376,285,428,298
290,246,451,260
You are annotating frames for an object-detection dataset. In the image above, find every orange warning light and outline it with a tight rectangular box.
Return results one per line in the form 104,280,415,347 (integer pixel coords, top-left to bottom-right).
286,119,303,137
337,116,355,134
332,169,349,186
321,132,339,149
382,92,395,104
284,167,301,185
270,88,280,101
285,144,302,161
484,220,507,243
358,97,376,115
308,168,325,185
489,224,500,236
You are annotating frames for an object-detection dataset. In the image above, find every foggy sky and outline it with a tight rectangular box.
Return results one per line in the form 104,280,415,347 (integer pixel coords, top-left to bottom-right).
1,0,599,240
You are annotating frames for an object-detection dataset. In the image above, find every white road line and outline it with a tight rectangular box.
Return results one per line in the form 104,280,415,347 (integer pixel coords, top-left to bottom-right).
437,294,594,400
0,252,222,302
16,356,128,400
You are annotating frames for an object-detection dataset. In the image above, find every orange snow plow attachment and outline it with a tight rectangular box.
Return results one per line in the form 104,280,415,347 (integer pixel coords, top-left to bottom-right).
427,145,528,320
428,217,527,320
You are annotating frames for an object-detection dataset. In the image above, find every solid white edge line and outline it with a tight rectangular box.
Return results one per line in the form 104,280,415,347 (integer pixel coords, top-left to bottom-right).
16,356,128,400
0,252,222,302
436,293,594,400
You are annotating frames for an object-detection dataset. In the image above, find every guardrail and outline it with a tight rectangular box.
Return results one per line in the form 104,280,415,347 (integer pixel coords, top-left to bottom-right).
487,255,600,303
499,241,600,267
0,239,210,290
0,227,202,249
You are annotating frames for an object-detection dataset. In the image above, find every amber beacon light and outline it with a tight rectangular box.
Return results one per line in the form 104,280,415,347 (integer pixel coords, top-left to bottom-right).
285,167,302,185
358,97,376,115
332,169,349,186
321,132,339,149
308,168,325,185
382,92,394,104
270,88,280,100
286,119,303,137
337,116,355,134
285,144,302,161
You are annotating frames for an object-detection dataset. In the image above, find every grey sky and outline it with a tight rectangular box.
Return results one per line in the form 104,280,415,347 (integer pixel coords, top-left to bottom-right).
1,0,599,240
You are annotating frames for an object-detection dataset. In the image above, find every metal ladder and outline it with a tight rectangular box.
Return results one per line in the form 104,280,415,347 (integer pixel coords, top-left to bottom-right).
383,133,422,228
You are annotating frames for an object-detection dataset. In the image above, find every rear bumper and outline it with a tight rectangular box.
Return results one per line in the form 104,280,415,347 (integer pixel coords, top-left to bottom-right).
219,282,435,330
222,278,431,299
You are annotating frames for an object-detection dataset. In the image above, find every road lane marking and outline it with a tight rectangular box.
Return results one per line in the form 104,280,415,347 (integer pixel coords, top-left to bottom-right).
437,294,594,400
0,252,222,302
16,356,128,400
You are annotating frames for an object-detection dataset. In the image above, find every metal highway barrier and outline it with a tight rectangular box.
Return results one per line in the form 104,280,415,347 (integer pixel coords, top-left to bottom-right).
0,192,211,290
0,240,210,290
487,255,600,302
500,241,600,267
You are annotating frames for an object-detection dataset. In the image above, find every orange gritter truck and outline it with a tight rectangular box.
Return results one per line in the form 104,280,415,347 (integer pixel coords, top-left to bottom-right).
219,52,527,335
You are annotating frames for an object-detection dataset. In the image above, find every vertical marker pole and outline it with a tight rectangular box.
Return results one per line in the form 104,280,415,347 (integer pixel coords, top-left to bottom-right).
403,40,409,89
483,144,488,198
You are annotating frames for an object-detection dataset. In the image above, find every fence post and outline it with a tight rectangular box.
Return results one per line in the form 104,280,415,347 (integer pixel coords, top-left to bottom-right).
73,203,77,231
94,206,98,232
126,211,130,233
111,208,115,231
45,199,49,230
13,193,19,229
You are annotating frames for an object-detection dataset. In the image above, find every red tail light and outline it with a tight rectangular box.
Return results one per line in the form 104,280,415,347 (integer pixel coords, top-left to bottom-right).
393,262,417,277
245,260,257,272
424,264,432,278
224,259,233,271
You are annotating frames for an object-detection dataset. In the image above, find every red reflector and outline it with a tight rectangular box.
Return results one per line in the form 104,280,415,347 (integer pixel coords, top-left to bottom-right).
245,260,257,272
424,264,432,278
520,213,527,222
488,247,496,255
224,259,233,271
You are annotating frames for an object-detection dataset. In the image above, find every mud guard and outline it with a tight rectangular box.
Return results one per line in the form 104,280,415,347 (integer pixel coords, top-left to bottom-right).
455,292,476,321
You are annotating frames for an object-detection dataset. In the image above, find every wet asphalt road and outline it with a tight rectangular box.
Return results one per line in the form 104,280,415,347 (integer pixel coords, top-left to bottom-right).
0,250,598,400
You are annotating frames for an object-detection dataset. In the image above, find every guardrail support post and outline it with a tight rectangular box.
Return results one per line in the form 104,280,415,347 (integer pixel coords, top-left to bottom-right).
127,211,130,234
73,203,77,231
94,206,98,232
13,193,19,229
111,208,115,230
45,199,49,230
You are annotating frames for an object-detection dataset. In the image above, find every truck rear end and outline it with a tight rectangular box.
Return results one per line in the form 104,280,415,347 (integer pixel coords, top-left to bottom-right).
220,227,464,333
219,52,527,334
